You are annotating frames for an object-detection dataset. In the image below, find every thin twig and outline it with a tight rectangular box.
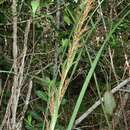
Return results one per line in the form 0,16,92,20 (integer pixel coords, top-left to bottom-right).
16,80,33,130
74,78,130,127
11,0,18,128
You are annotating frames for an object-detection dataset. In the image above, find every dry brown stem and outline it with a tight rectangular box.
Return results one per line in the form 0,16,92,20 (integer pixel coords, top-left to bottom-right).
59,0,94,103
49,1,94,130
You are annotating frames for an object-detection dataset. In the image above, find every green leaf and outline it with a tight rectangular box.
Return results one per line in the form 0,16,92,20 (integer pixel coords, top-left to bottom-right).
27,115,32,125
31,0,40,17
0,0,5,5
104,91,116,115
61,39,69,48
35,90,48,102
61,98,67,105
25,115,32,127
110,35,117,48
64,15,72,25
30,111,43,121
33,76,51,87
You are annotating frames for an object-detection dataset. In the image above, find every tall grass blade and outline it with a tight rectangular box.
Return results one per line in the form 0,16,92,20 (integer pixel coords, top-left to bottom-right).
67,10,130,130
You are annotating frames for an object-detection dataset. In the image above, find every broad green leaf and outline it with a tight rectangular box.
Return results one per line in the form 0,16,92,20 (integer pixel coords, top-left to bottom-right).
104,91,116,115
31,0,40,17
36,90,48,102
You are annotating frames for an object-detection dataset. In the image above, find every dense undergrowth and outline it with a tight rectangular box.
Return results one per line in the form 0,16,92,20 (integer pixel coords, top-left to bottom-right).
0,0,130,130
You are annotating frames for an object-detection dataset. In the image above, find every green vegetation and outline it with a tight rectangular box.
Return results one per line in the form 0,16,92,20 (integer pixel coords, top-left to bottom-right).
0,0,130,130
